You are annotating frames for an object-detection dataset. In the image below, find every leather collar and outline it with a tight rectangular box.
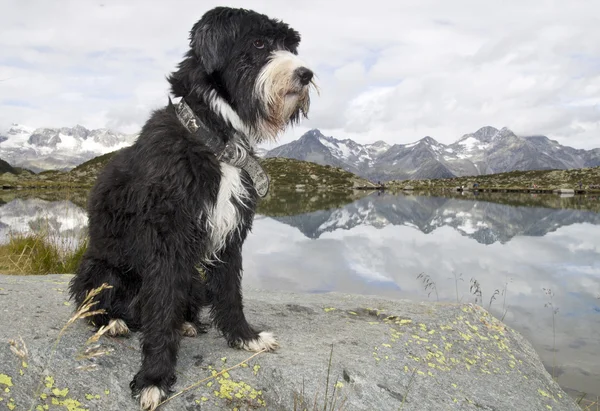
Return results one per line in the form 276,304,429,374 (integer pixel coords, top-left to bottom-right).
171,97,270,197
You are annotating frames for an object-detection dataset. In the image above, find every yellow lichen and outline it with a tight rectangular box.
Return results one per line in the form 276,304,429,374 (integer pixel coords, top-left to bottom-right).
51,397,87,411
44,376,55,388
212,371,265,408
0,375,13,387
323,307,336,312
52,387,69,397
538,389,551,398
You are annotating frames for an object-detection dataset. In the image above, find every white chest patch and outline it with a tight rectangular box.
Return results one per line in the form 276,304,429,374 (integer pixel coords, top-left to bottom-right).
204,162,249,261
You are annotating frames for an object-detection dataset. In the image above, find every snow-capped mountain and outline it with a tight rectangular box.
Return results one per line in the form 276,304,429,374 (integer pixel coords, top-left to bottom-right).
265,129,391,176
0,123,138,172
266,127,600,181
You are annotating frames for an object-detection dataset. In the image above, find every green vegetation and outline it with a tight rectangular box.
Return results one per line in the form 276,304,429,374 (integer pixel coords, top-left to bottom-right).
261,157,367,190
0,151,369,191
388,166,600,192
0,231,87,275
258,157,369,216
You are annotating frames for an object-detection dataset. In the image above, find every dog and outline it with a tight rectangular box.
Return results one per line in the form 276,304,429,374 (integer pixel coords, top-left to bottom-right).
68,6,316,410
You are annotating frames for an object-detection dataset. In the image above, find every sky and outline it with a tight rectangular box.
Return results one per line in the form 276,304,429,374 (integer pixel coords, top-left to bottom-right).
1,0,599,149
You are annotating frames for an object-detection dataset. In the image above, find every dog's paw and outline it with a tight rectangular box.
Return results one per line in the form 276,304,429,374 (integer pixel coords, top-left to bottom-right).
130,372,175,410
106,319,129,337
239,331,279,352
180,322,198,337
138,386,167,411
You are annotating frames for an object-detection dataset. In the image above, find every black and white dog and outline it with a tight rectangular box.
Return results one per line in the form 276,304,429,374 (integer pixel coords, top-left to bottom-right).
69,6,315,410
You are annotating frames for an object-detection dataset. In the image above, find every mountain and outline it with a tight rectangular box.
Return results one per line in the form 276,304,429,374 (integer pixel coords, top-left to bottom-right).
266,127,600,181
0,123,272,172
265,129,391,177
0,123,138,172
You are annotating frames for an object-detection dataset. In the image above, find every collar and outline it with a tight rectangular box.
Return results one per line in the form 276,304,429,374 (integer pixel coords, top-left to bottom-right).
171,97,270,198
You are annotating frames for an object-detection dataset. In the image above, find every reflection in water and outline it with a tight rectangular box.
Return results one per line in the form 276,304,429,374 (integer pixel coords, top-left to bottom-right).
1,190,599,397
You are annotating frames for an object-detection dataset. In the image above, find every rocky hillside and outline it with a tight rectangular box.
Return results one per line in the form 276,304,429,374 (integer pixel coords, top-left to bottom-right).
266,127,600,181
0,149,368,192
387,165,600,191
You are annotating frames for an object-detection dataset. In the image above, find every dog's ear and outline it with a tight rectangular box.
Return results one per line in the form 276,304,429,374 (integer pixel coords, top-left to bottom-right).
190,8,241,73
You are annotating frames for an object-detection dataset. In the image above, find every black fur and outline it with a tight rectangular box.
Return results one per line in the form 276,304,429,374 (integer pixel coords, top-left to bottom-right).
69,6,309,406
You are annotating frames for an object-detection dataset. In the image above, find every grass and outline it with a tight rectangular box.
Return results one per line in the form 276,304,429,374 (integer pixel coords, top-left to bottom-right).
0,232,87,274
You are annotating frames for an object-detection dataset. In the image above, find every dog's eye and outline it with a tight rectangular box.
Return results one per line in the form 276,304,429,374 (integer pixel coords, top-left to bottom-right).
253,39,265,49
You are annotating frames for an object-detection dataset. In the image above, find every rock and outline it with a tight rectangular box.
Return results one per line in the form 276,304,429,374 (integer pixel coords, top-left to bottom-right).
403,185,414,191
0,274,579,411
553,188,575,194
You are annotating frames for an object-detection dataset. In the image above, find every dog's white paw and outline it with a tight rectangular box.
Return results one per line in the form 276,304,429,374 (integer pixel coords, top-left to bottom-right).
180,322,198,337
239,331,279,352
107,319,129,337
139,386,166,411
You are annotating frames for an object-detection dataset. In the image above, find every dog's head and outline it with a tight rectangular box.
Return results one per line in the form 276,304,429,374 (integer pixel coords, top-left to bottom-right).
169,7,317,144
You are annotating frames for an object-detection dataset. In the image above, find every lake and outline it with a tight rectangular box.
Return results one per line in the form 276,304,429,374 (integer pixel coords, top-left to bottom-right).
1,189,599,401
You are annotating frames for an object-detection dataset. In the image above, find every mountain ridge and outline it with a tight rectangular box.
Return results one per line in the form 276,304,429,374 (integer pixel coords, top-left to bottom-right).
0,123,137,172
265,127,600,181
3,122,599,180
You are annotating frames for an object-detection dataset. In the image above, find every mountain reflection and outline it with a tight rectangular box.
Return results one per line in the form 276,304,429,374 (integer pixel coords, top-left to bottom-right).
272,192,600,244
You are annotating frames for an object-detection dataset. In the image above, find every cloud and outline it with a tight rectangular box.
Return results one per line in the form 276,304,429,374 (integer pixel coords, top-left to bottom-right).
0,0,598,149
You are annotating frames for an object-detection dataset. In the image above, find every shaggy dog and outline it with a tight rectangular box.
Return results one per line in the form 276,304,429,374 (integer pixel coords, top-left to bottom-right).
68,6,316,410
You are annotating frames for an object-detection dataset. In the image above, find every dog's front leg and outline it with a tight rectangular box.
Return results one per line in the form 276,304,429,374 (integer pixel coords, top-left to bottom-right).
206,244,279,352
130,258,189,410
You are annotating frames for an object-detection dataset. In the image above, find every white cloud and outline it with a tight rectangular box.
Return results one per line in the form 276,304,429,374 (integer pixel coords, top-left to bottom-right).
0,0,599,149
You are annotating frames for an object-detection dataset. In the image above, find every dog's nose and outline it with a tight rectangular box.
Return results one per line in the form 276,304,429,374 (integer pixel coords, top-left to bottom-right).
295,67,313,85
